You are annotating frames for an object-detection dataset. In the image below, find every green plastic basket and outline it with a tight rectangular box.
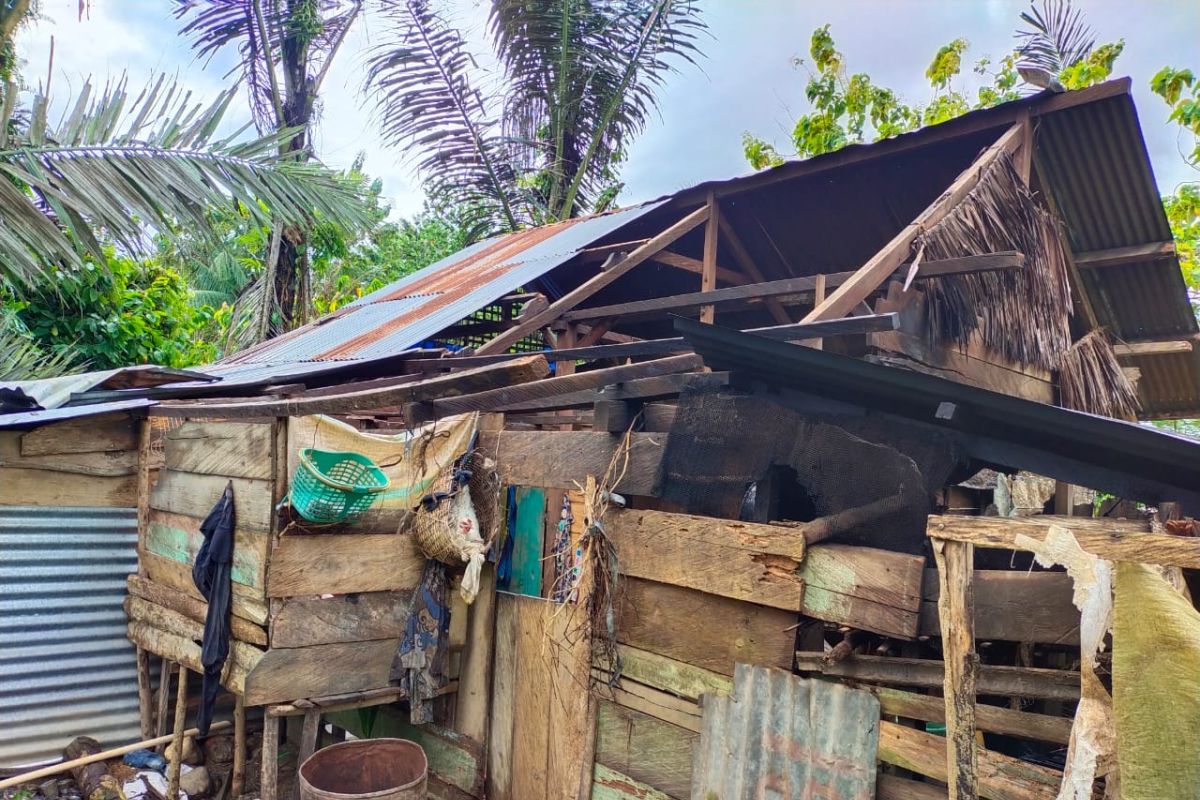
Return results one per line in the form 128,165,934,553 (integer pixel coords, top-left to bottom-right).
290,448,391,524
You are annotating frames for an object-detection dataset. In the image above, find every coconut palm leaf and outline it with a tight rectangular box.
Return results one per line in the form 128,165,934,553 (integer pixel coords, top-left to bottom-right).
489,0,703,219
0,75,367,286
0,314,78,380
1016,0,1095,75
365,0,529,238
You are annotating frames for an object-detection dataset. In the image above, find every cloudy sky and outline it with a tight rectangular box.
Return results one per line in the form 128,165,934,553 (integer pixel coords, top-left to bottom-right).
17,1,1200,219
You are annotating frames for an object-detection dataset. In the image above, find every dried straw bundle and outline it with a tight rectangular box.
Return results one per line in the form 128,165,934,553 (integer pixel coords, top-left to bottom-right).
1058,329,1141,419
918,153,1073,371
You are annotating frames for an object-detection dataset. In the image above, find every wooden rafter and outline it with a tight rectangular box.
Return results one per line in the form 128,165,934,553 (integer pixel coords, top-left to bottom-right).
716,212,792,324
649,250,745,284
1075,241,1176,268
1113,338,1196,357
802,123,1027,324
473,205,711,355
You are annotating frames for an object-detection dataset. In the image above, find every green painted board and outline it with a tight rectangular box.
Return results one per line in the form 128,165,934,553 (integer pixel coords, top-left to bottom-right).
508,487,545,597
145,519,263,589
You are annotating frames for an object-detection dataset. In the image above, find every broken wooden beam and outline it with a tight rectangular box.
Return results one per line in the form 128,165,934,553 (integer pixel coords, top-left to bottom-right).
405,354,702,423
1112,337,1196,357
803,123,1025,322
152,355,550,419
926,514,1200,568
793,654,1080,701
1074,241,1176,268
866,686,1073,745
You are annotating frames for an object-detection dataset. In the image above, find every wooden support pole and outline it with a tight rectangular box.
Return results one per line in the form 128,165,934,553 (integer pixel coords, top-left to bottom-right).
933,538,978,800
136,647,153,740
804,122,1024,323
166,665,189,800
155,659,174,749
231,695,247,800
299,709,321,767
136,418,152,578
700,191,719,324
261,715,280,800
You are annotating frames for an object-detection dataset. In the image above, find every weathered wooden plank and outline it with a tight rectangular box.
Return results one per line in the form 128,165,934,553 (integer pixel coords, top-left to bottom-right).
145,509,267,590
127,574,266,646
483,431,664,496
607,645,731,702
591,763,674,800
1074,240,1175,268
456,563,497,744
617,578,796,676
508,488,546,597
547,595,598,800
0,431,136,476
20,412,137,455
876,773,948,800
865,686,1072,745
511,596,551,800
142,550,268,625
927,515,1200,568
594,701,695,800
154,355,550,418
124,597,266,678
934,539,978,800
149,470,273,532
920,569,1079,644
267,533,425,597
605,509,805,610
1112,338,1195,357
408,355,703,423
164,421,273,479
268,591,411,648
126,621,261,695
598,680,701,734
488,595,518,800
799,544,924,639
0,466,135,507
878,720,1059,800
243,638,401,706
794,654,1080,701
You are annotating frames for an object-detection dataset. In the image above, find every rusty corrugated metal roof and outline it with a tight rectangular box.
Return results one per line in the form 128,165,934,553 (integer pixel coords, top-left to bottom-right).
223,201,666,366
692,664,881,799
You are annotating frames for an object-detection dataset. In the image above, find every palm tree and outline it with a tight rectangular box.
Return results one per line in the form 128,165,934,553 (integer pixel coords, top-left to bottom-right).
364,0,704,238
175,0,365,336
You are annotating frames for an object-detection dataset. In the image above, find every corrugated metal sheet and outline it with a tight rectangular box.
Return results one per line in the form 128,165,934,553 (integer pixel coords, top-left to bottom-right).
0,399,154,430
1036,93,1200,417
0,507,141,768
692,664,880,799
224,201,666,366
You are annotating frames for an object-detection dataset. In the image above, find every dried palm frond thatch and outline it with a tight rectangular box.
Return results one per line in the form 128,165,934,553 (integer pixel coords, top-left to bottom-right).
918,152,1073,371
1058,329,1141,420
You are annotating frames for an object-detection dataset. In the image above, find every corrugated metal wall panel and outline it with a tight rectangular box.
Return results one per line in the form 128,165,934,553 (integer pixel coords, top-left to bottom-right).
0,506,140,768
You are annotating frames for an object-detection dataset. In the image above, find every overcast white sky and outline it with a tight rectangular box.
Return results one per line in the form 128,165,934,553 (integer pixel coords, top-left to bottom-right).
17,1,1200,219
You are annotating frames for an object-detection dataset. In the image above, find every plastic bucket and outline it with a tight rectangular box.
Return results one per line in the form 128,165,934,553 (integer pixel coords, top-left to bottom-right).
298,739,428,800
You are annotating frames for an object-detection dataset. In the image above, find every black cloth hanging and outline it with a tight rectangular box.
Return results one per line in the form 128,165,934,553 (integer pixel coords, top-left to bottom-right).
192,481,235,737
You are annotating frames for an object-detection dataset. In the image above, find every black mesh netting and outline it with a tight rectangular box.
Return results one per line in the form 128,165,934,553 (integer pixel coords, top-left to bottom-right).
660,386,965,554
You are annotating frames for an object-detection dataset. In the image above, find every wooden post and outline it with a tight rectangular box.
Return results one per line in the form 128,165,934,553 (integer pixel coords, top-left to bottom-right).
166,665,188,800
155,659,174,749
136,418,152,578
231,695,246,800
261,715,280,800
136,647,153,740
298,709,321,777
700,191,719,324
933,538,978,800
457,562,498,743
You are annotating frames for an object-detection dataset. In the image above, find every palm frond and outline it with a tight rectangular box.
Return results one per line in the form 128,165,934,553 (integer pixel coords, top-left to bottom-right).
0,314,78,380
365,0,527,238
0,76,368,286
490,0,704,218
1016,0,1095,75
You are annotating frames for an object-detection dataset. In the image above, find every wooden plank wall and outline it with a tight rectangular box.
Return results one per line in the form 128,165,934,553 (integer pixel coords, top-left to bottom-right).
0,412,138,507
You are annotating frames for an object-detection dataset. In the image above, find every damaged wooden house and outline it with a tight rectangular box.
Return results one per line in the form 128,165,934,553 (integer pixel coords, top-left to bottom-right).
3,78,1200,800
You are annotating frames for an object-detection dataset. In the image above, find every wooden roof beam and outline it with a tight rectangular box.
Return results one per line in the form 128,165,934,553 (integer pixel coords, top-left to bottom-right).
716,210,792,324
1113,337,1196,357
473,205,710,356
1075,241,1176,268
648,250,746,285
802,123,1027,324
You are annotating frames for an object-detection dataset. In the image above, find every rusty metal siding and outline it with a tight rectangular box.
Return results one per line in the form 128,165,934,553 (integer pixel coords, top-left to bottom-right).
692,664,880,799
0,506,140,768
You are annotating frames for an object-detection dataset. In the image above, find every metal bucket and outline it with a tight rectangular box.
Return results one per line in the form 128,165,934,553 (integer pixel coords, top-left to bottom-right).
298,739,428,800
